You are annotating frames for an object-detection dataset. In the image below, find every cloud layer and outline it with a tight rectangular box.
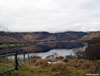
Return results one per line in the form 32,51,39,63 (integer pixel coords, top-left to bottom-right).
0,0,100,33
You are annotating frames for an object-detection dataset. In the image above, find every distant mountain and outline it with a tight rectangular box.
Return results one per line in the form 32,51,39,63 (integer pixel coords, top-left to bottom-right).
0,31,87,43
53,31,87,41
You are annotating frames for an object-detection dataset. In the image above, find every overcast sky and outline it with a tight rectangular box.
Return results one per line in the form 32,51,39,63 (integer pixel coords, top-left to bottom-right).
0,0,100,33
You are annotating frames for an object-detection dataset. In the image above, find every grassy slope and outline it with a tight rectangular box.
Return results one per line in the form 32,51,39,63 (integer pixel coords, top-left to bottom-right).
1,59,100,76
80,32,100,41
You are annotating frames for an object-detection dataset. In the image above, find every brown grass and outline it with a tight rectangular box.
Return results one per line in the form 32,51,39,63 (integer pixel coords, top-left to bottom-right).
1,59,100,76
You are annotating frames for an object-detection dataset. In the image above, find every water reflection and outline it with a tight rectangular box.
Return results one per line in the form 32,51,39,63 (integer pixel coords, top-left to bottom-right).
0,42,84,54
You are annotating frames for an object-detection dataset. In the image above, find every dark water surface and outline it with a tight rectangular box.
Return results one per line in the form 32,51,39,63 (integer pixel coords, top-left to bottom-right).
4,41,87,59
0,42,84,54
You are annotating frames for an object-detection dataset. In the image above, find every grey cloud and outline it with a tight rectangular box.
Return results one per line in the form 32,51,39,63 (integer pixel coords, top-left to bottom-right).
0,0,100,33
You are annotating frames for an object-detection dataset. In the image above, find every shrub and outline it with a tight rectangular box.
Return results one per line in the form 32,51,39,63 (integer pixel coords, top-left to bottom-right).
50,63,70,75
76,70,87,76
63,58,69,62
35,59,48,67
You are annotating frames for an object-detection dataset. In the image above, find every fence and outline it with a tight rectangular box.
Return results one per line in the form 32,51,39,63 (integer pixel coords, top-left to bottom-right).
0,52,18,75
0,52,41,75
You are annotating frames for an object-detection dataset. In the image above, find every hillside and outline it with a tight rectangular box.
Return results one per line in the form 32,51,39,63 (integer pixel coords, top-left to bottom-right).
84,37,100,60
0,31,87,43
80,31,100,41
79,32,100,59
80,31,100,60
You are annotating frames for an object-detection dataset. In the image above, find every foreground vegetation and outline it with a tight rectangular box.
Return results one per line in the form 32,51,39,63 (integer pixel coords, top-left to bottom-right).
0,57,15,73
1,59,100,76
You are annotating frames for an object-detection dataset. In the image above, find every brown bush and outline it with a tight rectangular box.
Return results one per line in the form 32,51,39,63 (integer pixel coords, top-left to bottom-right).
66,59,82,68
63,58,69,62
50,63,70,75
35,59,48,67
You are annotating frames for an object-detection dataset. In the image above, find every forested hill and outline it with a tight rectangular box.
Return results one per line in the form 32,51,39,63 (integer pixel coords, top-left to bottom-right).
0,31,87,43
